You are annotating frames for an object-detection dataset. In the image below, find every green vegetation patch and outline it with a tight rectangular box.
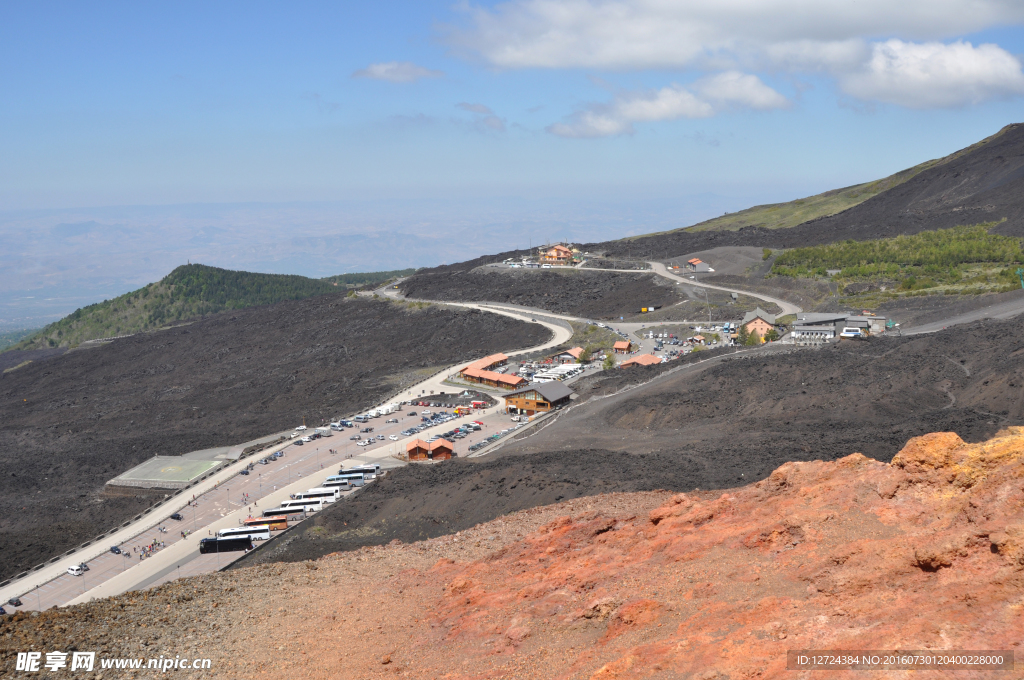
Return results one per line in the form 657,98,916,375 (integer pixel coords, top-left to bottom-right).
13,264,343,351
771,223,1024,299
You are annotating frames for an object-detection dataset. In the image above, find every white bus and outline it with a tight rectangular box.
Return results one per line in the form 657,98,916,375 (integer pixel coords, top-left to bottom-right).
290,487,340,503
278,499,325,512
322,476,354,490
217,526,271,541
331,471,367,487
341,464,381,479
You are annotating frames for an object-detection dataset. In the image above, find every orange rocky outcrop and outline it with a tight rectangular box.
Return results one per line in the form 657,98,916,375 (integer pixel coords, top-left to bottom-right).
3,430,1023,679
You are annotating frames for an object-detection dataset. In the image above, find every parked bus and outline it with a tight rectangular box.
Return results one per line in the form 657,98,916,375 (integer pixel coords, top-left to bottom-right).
217,526,270,541
340,464,380,480
290,487,340,503
332,472,367,487
278,498,325,512
199,536,253,554
244,516,288,531
262,507,308,518
353,415,369,423
322,476,353,491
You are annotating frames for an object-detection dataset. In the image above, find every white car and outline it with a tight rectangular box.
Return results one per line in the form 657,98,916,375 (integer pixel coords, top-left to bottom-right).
67,565,84,577
388,435,399,441
295,425,307,431
301,436,312,443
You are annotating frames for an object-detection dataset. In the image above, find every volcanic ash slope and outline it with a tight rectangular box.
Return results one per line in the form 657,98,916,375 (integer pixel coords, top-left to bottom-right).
4,430,1024,678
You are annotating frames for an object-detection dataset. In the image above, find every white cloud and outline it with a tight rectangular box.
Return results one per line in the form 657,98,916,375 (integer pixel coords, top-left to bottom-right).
352,61,444,83
452,0,1024,71
451,0,1024,113
841,40,1024,108
694,71,790,110
548,73,786,138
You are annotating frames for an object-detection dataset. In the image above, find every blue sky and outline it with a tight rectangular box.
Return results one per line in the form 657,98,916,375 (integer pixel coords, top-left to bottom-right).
3,1,1023,209
1,2,1023,327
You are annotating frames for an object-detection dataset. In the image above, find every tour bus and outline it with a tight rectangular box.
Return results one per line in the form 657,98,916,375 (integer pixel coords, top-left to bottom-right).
322,476,353,491
217,526,270,541
314,427,333,438
198,536,253,554
340,463,381,480
331,471,366,487
290,487,340,503
262,507,309,518
244,515,288,531
278,498,325,512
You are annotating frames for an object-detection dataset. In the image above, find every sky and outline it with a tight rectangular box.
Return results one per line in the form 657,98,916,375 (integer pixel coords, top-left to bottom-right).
1,1,1023,327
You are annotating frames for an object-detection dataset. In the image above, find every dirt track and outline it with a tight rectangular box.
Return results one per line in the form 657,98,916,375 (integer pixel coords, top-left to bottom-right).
0,297,548,581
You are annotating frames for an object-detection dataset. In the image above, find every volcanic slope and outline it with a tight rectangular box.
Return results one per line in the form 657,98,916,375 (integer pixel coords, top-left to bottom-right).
411,123,1024,275
0,296,548,581
236,314,1024,567
593,123,1024,261
399,268,684,320
8,428,1024,679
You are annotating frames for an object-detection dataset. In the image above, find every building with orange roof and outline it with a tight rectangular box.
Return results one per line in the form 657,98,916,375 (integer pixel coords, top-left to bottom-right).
407,438,455,462
620,353,663,368
428,439,454,461
406,439,430,461
612,340,633,354
540,244,574,265
457,353,526,389
687,258,710,272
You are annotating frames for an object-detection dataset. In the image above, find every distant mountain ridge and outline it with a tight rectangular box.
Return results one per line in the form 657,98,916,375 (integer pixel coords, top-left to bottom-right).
9,264,415,351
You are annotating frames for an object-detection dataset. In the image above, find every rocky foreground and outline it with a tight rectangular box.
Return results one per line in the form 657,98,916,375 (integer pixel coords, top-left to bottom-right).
3,429,1024,678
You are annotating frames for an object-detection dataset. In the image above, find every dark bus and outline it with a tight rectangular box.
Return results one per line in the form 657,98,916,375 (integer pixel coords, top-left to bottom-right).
198,536,253,554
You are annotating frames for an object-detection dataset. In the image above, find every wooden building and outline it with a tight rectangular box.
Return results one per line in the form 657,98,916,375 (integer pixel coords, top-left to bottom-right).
613,340,633,354
407,438,454,462
503,382,573,416
458,353,527,389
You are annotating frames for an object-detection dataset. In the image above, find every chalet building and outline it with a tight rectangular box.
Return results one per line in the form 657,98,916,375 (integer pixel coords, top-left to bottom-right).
540,245,574,265
503,382,573,416
741,308,776,341
687,258,711,272
553,347,584,363
620,354,663,368
407,438,454,462
458,353,526,389
612,340,634,354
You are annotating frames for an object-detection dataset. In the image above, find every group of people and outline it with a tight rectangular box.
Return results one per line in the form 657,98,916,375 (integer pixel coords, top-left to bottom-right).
133,540,165,560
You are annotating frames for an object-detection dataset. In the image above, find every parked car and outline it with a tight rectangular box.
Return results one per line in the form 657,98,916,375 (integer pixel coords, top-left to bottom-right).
388,435,399,441
301,436,312,443
109,546,121,555
350,435,361,440
0,606,6,615
239,469,250,475
67,565,84,577
7,598,22,607
295,425,307,431
170,513,183,521
386,418,398,423
407,411,417,416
